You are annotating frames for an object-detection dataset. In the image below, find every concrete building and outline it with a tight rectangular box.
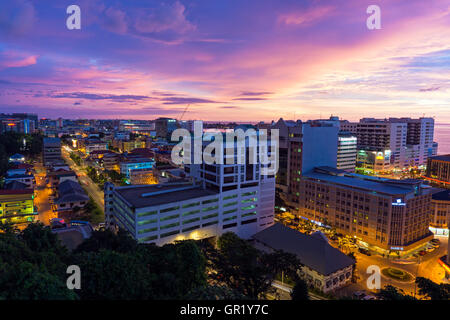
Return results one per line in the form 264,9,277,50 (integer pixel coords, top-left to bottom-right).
0,189,37,225
155,117,178,139
253,223,355,293
120,156,155,179
0,113,37,134
425,154,450,187
53,180,89,212
105,127,276,245
271,118,338,209
430,189,450,234
341,117,436,170
43,137,62,166
337,132,357,172
298,166,434,255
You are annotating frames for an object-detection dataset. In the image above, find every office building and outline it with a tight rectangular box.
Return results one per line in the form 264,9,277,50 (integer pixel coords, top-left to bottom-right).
425,154,450,187
42,137,62,166
298,166,434,255
0,113,37,134
271,118,338,209
430,189,450,233
155,117,178,139
105,127,276,245
337,132,357,172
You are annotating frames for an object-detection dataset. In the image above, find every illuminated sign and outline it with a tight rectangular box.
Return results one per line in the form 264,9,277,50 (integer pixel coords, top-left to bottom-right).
392,199,406,206
390,246,404,251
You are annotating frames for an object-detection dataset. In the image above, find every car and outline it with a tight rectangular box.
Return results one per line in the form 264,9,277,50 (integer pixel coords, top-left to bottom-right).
418,250,427,256
353,291,367,299
358,248,372,256
426,247,436,253
362,295,377,300
412,253,419,258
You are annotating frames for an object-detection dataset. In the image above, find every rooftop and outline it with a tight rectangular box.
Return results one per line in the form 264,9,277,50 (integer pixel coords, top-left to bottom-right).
304,167,425,196
115,184,217,209
429,154,450,162
432,189,450,201
56,180,89,203
253,223,355,276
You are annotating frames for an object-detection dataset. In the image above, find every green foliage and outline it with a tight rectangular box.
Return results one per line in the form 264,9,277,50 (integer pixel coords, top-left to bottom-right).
291,279,309,300
378,285,416,300
211,232,301,299
70,152,82,166
416,277,450,300
84,197,104,224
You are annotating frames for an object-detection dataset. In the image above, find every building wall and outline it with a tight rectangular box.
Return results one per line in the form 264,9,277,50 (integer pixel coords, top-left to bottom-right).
298,178,432,253
0,193,36,225
430,199,449,229
426,158,450,185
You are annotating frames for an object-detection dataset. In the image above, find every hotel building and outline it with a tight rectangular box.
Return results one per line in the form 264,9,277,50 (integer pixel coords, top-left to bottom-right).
430,189,450,234
298,166,434,254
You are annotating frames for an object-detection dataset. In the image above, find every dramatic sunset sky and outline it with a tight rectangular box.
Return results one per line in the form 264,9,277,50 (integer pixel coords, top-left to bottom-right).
0,0,449,122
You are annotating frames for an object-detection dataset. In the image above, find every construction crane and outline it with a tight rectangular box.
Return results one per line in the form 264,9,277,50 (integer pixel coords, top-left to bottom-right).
178,104,190,122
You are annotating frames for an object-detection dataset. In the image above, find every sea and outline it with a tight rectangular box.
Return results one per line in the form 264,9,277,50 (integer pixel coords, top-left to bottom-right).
435,123,450,155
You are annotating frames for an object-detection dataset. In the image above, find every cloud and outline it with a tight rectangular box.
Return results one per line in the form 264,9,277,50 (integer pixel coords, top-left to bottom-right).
102,7,128,34
49,92,151,102
0,51,38,70
134,1,195,36
0,0,35,36
239,91,273,96
278,6,334,26
161,97,218,105
419,87,440,92
232,97,267,101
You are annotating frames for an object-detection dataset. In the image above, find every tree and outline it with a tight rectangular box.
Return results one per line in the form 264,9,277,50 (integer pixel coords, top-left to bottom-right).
0,261,78,300
291,280,309,300
416,277,450,300
378,285,416,300
74,228,137,254
214,232,274,299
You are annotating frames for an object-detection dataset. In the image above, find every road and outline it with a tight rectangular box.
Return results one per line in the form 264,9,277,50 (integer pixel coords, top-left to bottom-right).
61,147,104,211
335,236,449,298
33,160,57,225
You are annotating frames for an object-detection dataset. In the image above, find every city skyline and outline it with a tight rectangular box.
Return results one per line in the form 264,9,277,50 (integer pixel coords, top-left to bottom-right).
0,0,449,121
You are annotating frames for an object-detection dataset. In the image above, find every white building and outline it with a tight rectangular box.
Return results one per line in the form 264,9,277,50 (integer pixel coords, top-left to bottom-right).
105,125,276,245
337,132,357,172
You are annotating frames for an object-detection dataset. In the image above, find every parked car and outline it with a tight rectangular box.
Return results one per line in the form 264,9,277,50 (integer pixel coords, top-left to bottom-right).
353,291,367,300
418,250,427,256
358,248,372,256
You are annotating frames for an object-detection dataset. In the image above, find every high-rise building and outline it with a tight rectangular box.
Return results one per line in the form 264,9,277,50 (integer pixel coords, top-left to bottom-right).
105,126,276,245
43,137,62,166
155,117,178,139
425,155,450,187
0,113,37,134
341,117,436,170
337,132,357,172
271,118,338,209
298,166,434,255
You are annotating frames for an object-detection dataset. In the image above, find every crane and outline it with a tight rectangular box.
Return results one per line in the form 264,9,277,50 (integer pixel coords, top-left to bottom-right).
179,104,190,122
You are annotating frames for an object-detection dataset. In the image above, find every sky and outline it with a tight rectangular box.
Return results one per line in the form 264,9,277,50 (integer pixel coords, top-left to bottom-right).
0,0,449,122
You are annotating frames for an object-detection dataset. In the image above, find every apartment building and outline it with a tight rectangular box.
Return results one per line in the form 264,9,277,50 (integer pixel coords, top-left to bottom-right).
298,166,434,255
341,117,435,170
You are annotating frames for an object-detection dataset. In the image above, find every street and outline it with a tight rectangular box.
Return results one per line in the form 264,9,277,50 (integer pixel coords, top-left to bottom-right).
61,147,104,211
335,235,449,298
33,160,57,225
